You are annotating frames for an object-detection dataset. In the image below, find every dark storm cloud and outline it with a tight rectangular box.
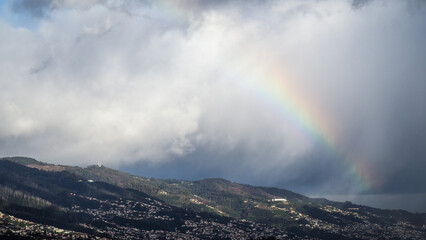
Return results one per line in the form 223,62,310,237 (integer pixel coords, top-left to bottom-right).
1,0,426,211
29,57,52,74
378,79,426,194
351,0,372,8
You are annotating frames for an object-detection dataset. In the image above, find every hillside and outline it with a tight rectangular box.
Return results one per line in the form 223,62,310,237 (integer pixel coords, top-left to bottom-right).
0,159,287,239
1,157,425,239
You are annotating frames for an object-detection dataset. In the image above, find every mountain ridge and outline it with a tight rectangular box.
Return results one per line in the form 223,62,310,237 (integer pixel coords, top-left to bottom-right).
5,157,417,211
3,156,423,214
0,158,287,239
1,156,425,239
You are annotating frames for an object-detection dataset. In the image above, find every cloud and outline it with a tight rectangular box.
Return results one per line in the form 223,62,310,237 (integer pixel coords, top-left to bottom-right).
1,0,426,209
351,0,372,9
11,0,53,18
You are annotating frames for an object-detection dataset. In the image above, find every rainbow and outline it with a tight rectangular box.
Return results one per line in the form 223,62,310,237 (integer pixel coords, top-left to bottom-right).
229,60,374,192
150,0,374,192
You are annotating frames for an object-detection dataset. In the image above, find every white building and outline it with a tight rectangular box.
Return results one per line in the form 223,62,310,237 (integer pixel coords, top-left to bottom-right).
271,198,287,202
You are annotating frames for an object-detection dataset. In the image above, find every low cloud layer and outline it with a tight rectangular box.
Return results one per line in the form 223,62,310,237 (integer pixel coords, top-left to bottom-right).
1,0,425,210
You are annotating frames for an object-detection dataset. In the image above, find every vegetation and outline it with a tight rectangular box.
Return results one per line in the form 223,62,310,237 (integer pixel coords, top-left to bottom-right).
0,157,44,166
0,186,52,209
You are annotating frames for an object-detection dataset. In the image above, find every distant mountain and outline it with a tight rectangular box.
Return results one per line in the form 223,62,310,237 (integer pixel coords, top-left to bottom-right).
1,157,425,239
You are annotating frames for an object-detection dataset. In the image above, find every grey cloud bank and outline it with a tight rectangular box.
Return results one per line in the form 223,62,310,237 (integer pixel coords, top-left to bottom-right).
1,0,426,211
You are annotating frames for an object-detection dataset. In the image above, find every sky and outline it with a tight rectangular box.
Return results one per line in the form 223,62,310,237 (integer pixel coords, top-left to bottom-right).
0,0,425,212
